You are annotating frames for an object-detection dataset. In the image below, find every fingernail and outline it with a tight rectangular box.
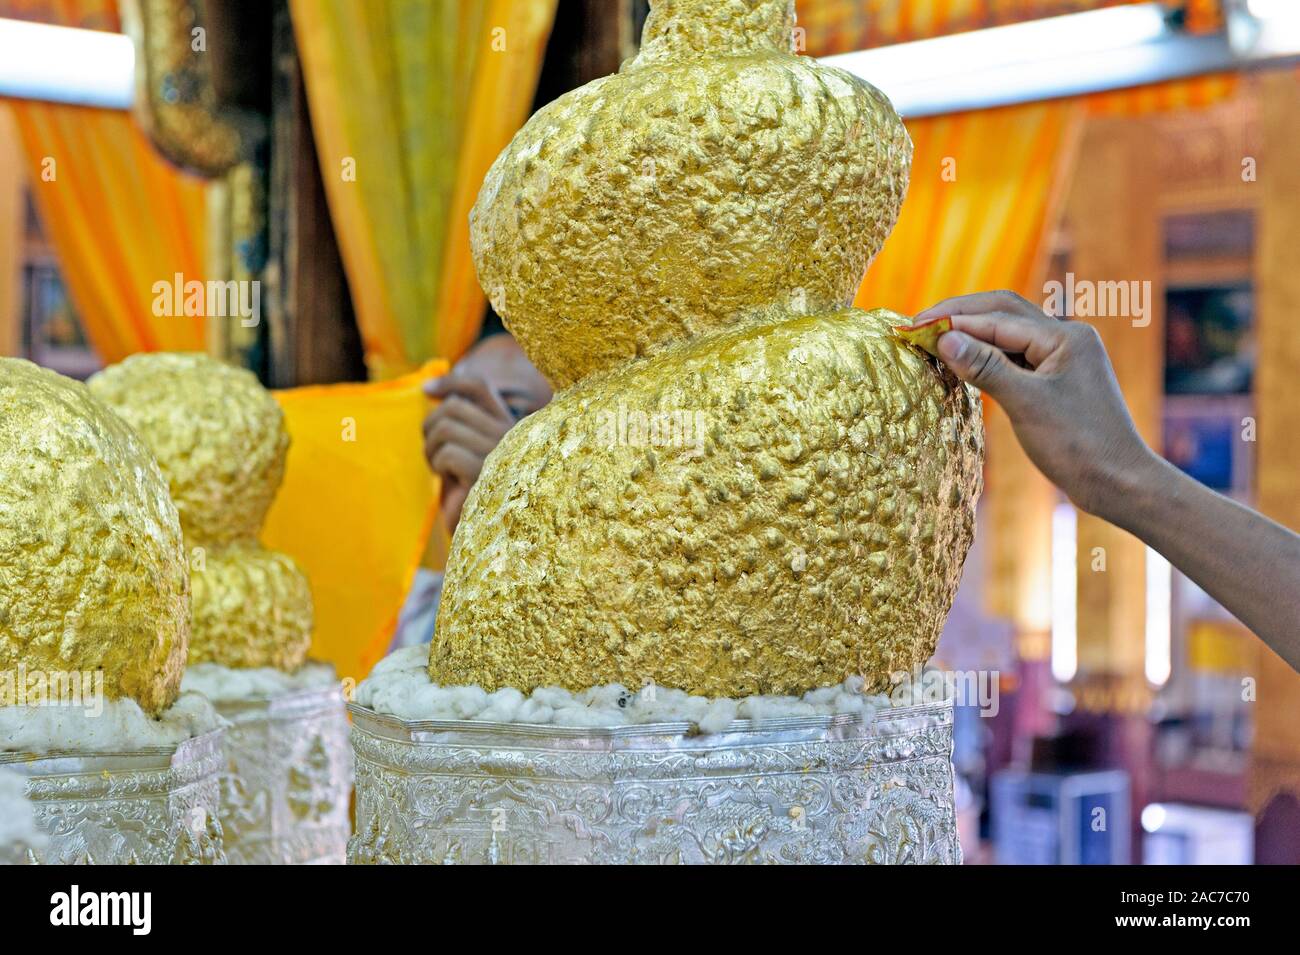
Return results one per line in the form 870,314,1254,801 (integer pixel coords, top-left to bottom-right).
422,377,442,395
937,330,968,363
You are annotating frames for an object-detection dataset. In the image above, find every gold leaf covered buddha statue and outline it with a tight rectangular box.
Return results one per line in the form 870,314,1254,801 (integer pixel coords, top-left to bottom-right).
0,359,190,715
430,0,984,696
88,353,312,672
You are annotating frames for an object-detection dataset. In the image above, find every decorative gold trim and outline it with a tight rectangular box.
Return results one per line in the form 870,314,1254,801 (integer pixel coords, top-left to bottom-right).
121,0,257,177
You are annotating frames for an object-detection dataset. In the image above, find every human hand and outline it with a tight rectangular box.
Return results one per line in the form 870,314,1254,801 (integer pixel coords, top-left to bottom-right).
916,290,1157,520
421,373,518,529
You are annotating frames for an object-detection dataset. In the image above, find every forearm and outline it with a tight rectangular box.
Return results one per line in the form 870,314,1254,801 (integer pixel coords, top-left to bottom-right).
1101,452,1300,672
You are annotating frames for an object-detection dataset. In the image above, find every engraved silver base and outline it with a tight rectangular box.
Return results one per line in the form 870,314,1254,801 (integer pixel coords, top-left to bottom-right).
212,686,352,865
0,729,227,864
348,698,960,864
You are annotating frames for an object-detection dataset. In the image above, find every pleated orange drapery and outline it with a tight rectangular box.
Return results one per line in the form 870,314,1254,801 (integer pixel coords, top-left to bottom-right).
291,0,557,379
3,99,210,362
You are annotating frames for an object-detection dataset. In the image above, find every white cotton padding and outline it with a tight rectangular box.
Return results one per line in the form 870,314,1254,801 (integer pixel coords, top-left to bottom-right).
356,645,896,733
0,692,227,755
180,660,338,703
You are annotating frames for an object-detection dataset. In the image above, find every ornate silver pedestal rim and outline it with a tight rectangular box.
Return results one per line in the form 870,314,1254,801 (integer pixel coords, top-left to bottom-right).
2,728,227,864
349,698,950,742
212,684,352,865
0,728,226,784
349,698,960,864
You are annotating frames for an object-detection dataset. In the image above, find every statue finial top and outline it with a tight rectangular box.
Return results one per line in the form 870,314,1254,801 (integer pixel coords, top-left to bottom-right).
630,0,796,67
471,0,909,390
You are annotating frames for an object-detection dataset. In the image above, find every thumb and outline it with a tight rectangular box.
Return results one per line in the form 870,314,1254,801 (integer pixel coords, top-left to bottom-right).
937,330,1024,397
441,480,470,531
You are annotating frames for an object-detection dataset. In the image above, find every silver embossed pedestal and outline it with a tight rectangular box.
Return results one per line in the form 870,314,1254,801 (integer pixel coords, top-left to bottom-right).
349,698,960,865
0,729,227,864
214,686,352,864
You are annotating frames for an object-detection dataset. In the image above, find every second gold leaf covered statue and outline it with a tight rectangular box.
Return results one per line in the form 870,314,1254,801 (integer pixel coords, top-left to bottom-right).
89,353,313,672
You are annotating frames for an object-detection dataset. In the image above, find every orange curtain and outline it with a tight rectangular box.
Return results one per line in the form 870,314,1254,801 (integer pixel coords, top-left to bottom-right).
0,0,212,363
1085,72,1239,115
856,100,1082,316
291,0,557,379
3,100,210,361
432,0,558,364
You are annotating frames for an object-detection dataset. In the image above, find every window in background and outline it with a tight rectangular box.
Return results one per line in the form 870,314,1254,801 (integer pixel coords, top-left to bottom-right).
1162,210,1255,498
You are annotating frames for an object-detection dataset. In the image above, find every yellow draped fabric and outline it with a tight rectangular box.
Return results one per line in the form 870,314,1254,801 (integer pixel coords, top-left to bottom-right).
264,360,448,683
291,0,557,379
3,99,210,361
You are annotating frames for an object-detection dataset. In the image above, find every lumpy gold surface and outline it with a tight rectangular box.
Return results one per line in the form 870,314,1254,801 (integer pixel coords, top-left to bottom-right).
0,358,189,715
88,354,312,671
430,309,983,695
470,0,911,390
88,353,287,547
189,543,313,670
436,0,984,697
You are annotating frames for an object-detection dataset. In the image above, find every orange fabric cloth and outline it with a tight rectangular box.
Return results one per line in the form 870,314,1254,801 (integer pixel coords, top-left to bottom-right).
264,360,448,683
0,0,119,32
1084,72,1239,116
3,99,209,361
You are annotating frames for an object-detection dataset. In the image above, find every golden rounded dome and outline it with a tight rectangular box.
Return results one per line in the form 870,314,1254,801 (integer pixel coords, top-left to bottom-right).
88,353,288,547
471,0,911,390
89,353,312,671
0,358,190,715
189,543,313,671
430,309,982,695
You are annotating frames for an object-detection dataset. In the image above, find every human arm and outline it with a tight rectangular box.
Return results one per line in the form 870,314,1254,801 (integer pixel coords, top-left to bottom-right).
917,290,1300,671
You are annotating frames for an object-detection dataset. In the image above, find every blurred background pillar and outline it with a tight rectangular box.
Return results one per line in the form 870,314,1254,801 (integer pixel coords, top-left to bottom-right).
1065,114,1166,859
1250,68,1300,864
984,400,1058,749
0,107,21,357
1069,116,1164,684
